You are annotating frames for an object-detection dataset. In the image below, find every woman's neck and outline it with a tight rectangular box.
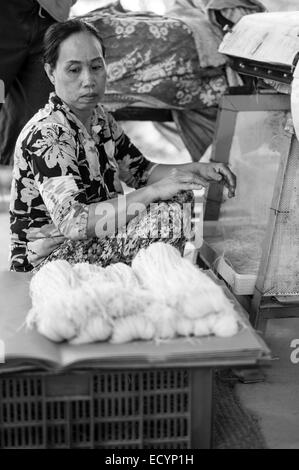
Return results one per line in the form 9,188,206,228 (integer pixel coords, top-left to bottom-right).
81,114,92,134
54,93,95,134
69,105,93,134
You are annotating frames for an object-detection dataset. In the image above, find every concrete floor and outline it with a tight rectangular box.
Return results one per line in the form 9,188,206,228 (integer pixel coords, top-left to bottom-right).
238,318,299,449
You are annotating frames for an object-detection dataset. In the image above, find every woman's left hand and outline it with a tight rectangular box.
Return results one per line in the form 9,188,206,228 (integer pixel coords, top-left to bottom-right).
193,162,236,198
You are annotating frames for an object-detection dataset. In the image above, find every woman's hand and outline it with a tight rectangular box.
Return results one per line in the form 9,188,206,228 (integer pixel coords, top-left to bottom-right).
193,162,236,198
150,168,207,201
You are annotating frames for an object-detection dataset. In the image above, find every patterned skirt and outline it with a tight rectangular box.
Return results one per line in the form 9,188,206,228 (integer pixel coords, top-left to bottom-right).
34,190,194,272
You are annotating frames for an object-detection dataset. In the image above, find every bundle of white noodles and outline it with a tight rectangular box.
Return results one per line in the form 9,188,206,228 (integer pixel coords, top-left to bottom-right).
27,243,240,344
132,243,239,338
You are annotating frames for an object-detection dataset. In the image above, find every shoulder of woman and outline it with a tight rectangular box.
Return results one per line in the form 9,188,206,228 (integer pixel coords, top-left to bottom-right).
23,121,75,149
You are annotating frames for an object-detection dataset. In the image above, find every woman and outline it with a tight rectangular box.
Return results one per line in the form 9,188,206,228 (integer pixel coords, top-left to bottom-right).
9,19,236,272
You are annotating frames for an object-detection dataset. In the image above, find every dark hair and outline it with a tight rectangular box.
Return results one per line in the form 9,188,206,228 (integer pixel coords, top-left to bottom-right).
43,19,106,69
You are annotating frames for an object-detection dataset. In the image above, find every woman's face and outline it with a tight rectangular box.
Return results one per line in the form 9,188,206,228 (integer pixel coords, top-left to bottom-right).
45,31,106,117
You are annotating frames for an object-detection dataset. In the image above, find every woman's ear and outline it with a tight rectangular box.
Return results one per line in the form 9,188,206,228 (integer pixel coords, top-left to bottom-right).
44,63,55,86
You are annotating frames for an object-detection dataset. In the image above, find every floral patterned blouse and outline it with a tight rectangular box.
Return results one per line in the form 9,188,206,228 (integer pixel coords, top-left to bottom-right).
10,93,153,272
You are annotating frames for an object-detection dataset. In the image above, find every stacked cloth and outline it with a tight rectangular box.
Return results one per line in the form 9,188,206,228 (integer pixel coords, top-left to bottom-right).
26,242,241,344
82,2,228,110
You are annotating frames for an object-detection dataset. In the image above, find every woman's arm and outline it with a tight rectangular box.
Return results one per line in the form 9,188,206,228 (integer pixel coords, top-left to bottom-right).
110,112,236,197
28,121,236,242
147,161,236,198
27,122,206,241
87,167,207,238
87,184,155,238
27,123,91,241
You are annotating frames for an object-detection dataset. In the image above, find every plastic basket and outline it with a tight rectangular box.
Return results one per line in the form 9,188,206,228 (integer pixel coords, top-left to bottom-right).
0,367,213,449
210,255,257,296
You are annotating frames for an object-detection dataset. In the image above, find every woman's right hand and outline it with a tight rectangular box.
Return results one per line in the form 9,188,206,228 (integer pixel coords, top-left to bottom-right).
150,168,207,201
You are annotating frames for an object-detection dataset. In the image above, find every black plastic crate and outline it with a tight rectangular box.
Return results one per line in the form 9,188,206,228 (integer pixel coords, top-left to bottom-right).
0,368,213,449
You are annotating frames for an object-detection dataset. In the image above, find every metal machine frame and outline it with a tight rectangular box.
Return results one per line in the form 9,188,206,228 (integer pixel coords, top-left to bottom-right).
202,92,299,333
